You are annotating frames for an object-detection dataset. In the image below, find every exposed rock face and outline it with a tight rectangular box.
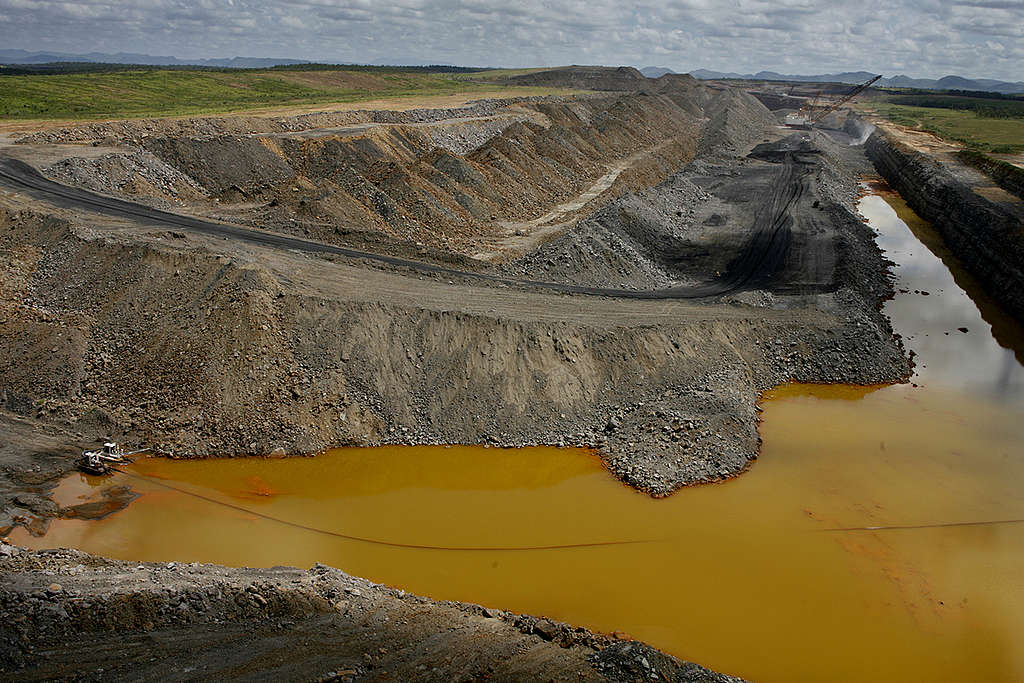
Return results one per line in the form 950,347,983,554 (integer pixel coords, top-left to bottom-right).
865,130,1024,321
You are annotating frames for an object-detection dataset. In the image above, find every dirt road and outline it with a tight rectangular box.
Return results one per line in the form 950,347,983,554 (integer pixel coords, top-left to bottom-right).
0,146,814,301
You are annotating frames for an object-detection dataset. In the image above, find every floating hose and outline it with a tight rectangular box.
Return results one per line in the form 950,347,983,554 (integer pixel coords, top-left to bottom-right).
823,518,1024,532
111,468,655,552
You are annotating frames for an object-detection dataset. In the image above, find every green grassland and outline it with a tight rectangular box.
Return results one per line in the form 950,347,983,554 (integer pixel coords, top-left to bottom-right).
0,67,528,120
864,100,1024,154
886,93,1024,119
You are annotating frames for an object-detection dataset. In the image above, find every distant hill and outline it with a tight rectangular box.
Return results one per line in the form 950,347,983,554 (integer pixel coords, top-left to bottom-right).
755,70,878,84
0,49,309,69
882,75,937,89
640,66,675,78
690,68,1024,95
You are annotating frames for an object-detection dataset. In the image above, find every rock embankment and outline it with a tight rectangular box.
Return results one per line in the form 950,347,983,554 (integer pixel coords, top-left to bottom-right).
0,541,745,682
865,128,1024,321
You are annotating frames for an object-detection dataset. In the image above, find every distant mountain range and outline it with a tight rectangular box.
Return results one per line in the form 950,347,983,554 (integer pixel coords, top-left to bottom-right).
687,68,1024,95
0,49,309,69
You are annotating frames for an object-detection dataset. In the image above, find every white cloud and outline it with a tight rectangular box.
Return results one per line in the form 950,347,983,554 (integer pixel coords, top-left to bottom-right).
0,0,1020,80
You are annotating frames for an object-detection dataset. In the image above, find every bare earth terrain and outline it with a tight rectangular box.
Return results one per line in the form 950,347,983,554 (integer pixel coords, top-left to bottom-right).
1,67,914,680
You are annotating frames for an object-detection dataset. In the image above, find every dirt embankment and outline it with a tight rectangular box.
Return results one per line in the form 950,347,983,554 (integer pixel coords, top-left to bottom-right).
0,200,897,498
956,149,1024,200
865,126,1024,321
507,66,651,91
16,77,772,268
22,91,710,262
0,542,744,682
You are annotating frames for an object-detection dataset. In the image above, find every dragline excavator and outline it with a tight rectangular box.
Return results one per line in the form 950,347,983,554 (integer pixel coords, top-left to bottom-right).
799,74,882,124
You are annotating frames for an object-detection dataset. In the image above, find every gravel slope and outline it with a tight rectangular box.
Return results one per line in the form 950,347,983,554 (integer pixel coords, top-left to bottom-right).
0,541,745,682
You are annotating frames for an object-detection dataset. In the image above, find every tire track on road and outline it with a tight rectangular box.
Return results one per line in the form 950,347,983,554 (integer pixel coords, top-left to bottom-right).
0,154,805,301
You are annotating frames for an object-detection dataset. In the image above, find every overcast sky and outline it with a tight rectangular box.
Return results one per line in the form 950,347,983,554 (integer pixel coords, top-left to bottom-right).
1,0,1021,81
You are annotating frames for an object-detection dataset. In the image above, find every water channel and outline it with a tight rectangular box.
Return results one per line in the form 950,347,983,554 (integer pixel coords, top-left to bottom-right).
14,182,1024,682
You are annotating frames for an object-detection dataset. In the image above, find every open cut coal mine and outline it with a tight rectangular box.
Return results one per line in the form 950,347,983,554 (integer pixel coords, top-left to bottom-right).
0,67,936,681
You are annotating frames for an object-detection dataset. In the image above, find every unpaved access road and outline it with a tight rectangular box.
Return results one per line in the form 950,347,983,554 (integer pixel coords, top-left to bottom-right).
0,147,812,301
484,139,680,259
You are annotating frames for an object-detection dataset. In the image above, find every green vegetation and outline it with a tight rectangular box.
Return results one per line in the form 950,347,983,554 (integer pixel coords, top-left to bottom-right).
0,62,484,77
865,100,1024,153
266,63,483,74
886,94,1024,119
0,67,507,120
957,149,1024,199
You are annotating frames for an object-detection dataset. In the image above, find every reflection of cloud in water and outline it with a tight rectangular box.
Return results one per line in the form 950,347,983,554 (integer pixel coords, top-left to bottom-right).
860,194,1024,403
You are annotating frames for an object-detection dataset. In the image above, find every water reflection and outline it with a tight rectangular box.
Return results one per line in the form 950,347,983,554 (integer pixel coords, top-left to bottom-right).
861,189,1024,400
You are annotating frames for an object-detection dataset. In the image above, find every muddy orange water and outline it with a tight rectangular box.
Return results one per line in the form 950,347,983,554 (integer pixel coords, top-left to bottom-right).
14,186,1024,682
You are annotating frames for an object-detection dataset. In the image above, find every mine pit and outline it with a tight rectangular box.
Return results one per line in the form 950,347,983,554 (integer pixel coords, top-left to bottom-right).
4,66,1024,681
12,183,1024,682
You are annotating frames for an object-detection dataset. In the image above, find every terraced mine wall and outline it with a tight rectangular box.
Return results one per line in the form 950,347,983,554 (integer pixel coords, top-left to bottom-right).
35,92,712,258
865,129,1024,321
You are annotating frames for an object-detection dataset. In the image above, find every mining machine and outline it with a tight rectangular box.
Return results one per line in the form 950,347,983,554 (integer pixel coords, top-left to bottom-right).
807,74,882,123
